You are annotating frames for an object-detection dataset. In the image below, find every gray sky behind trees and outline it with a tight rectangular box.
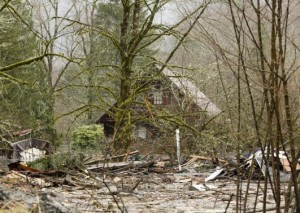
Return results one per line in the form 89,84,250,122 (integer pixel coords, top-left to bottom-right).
27,0,187,71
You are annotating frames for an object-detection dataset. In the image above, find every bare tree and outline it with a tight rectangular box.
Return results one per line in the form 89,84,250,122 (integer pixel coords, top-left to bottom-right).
178,0,300,212
30,0,77,146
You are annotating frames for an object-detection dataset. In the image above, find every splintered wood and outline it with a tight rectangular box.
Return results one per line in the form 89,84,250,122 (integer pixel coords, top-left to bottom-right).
0,152,296,213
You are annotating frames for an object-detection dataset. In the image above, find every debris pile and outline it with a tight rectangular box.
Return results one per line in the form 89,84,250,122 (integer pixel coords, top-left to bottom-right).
0,149,298,212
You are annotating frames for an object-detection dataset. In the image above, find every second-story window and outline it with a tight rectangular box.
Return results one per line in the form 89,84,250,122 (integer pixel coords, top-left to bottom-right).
153,91,163,105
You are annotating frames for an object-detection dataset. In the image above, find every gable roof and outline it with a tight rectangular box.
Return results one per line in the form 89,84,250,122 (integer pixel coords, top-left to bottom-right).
162,68,222,116
95,67,222,124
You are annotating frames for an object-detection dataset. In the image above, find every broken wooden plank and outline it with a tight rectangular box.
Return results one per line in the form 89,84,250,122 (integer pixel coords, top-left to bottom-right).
87,160,151,171
84,150,140,165
182,156,198,167
182,155,227,166
280,158,300,172
205,167,224,182
189,184,206,191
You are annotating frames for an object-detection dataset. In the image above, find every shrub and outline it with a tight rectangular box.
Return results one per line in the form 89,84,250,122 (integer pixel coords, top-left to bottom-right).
28,152,85,171
71,124,105,151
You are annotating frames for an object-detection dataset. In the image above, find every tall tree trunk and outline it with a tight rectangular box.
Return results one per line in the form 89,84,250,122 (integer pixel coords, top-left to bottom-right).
112,0,133,153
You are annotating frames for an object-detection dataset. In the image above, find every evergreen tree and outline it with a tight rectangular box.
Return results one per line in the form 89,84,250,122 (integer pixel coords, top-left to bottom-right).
0,1,49,140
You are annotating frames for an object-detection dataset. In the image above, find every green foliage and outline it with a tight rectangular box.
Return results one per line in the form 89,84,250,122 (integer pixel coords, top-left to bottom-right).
0,1,50,135
0,1,35,67
28,152,86,171
71,125,105,150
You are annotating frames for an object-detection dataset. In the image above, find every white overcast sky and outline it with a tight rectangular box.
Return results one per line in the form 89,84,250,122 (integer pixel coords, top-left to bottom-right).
29,0,196,70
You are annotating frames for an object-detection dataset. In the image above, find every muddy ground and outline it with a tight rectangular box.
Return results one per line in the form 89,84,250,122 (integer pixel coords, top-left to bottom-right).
0,167,284,213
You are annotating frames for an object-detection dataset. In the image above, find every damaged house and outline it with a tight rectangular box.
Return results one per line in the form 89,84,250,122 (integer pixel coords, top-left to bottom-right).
0,129,50,162
9,138,50,162
96,68,222,152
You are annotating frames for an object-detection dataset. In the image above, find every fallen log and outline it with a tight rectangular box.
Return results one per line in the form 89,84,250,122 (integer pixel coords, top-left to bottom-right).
87,160,152,172
84,150,140,165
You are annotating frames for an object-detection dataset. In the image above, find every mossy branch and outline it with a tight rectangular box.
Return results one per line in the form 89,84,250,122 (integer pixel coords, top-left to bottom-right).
0,0,12,12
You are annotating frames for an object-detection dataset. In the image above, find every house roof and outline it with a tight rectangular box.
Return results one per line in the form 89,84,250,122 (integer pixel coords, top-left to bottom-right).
95,67,222,124
162,68,222,116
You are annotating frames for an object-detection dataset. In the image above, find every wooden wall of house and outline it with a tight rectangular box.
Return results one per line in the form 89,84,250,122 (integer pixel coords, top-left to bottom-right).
99,74,207,154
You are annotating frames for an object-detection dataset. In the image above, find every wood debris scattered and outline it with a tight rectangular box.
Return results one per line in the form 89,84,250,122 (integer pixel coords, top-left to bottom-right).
0,149,297,212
